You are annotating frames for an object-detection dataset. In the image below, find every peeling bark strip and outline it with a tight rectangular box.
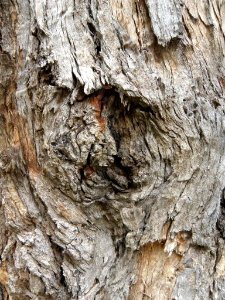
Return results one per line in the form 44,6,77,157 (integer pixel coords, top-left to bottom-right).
145,0,183,46
1,0,225,299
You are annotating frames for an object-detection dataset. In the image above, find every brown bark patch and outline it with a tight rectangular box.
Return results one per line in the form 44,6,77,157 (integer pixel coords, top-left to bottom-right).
83,166,95,178
1,103,40,175
160,221,172,240
14,114,40,175
129,242,182,300
0,262,8,286
56,202,78,222
90,90,106,131
0,262,10,300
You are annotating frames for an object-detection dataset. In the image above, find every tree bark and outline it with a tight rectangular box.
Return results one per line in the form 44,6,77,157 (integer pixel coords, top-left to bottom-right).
1,0,225,299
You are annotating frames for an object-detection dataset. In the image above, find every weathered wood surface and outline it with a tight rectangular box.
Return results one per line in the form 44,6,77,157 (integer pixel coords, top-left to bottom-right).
1,0,225,299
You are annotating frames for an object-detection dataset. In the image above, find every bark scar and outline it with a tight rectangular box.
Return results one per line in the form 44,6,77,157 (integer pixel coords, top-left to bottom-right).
90,89,106,131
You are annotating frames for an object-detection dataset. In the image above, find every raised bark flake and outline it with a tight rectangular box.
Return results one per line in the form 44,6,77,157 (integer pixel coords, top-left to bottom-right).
145,0,184,46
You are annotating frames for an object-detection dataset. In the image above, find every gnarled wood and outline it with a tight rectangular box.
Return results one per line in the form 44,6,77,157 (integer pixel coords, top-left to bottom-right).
0,0,225,299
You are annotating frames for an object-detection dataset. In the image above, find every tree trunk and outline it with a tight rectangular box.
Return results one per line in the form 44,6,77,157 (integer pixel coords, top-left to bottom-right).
1,0,225,299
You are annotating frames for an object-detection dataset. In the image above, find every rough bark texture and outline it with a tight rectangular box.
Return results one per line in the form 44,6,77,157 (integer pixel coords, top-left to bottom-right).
1,0,225,299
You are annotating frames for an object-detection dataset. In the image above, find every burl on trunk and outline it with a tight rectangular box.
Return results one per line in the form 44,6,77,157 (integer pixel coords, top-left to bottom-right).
1,0,225,299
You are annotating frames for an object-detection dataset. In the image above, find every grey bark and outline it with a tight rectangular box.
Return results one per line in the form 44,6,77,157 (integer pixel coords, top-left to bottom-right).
0,0,225,299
